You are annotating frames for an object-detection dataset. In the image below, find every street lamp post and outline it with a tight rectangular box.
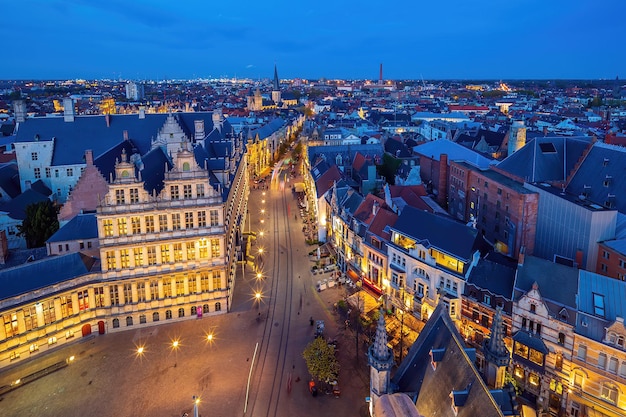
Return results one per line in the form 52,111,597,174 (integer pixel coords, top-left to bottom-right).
399,309,405,363
192,395,200,417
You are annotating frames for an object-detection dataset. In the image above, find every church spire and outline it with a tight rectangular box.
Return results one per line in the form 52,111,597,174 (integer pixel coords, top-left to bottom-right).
273,63,280,91
368,309,394,410
483,305,510,389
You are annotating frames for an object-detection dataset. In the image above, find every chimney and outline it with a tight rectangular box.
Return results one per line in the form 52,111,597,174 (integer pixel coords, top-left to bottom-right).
105,113,110,127
13,100,26,123
63,98,75,122
517,246,525,266
575,249,583,268
194,119,205,141
85,149,94,166
212,109,223,132
138,106,146,119
542,126,548,136
437,154,448,206
372,200,380,216
123,130,129,141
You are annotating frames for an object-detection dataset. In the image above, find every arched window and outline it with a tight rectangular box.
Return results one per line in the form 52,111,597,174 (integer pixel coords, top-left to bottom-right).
153,312,160,322
600,382,618,404
166,310,172,319
191,306,197,315
215,302,221,312
558,332,565,346
126,316,133,326
178,308,185,318
203,304,210,313
139,314,146,324
112,318,120,328
183,162,190,172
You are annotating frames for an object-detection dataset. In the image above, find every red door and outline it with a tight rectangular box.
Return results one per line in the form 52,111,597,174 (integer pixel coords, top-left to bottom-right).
82,324,92,337
98,320,105,334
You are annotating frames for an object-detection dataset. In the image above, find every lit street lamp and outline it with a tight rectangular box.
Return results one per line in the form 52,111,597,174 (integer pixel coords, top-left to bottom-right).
171,339,180,367
193,395,200,417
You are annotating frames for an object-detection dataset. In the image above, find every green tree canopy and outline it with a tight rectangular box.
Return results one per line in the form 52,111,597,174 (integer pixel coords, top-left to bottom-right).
302,336,339,383
17,200,59,248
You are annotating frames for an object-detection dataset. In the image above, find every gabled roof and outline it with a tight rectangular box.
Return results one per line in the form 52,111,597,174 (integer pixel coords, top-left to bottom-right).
0,184,51,220
46,213,98,243
315,165,344,198
514,256,578,309
0,162,21,198
368,208,398,241
0,252,97,299
413,140,493,170
353,194,386,225
392,206,479,262
576,270,626,341
497,136,592,183
392,303,511,417
467,253,517,300
566,142,626,213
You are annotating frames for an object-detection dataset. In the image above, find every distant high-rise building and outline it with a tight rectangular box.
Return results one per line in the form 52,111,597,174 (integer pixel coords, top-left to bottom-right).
125,81,145,101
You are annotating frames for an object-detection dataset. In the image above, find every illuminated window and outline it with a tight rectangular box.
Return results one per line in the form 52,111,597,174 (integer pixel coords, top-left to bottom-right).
30,343,39,353
514,342,529,358
188,275,197,293
133,248,143,267
59,295,73,318
200,272,210,292
212,271,221,290
106,251,116,270
117,218,127,236
161,280,172,298
186,242,196,260
601,383,618,404
103,219,114,237
120,249,130,268
529,348,544,366
199,240,208,259
94,287,105,308
23,306,38,331
211,239,220,258
176,276,185,296
149,281,158,300
161,245,170,263
528,373,540,386
78,290,89,311
131,217,141,234
173,243,183,262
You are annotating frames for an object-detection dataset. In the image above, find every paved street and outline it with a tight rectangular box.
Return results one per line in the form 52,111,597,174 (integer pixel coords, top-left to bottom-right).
0,161,370,417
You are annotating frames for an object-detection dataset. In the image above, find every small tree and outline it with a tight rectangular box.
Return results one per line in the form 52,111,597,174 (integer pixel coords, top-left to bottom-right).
302,337,339,383
17,200,59,248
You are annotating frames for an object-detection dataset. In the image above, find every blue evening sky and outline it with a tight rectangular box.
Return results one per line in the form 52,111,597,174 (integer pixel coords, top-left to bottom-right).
1,0,623,80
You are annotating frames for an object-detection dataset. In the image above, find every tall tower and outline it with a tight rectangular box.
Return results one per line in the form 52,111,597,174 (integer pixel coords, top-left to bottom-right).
507,120,527,156
368,309,394,412
271,64,281,104
483,306,510,389
378,63,383,85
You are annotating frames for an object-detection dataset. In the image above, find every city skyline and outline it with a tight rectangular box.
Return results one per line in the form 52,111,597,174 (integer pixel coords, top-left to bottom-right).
1,0,625,81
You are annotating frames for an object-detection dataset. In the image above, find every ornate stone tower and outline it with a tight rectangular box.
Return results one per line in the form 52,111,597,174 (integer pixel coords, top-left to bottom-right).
483,306,510,389
507,120,527,156
271,64,281,104
368,309,394,411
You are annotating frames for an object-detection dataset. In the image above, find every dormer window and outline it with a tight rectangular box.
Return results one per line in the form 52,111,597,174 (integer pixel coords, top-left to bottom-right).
430,348,445,370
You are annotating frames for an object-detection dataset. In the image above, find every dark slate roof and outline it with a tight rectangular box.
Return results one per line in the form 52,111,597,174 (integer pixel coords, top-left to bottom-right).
14,112,230,166
467,253,517,299
46,213,98,243
0,252,97,299
393,303,510,417
514,256,578,308
392,206,479,262
93,140,138,183
0,186,51,220
140,147,171,194
250,118,286,140
0,162,21,198
576,270,626,341
496,136,592,183
565,142,626,214
385,138,412,158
